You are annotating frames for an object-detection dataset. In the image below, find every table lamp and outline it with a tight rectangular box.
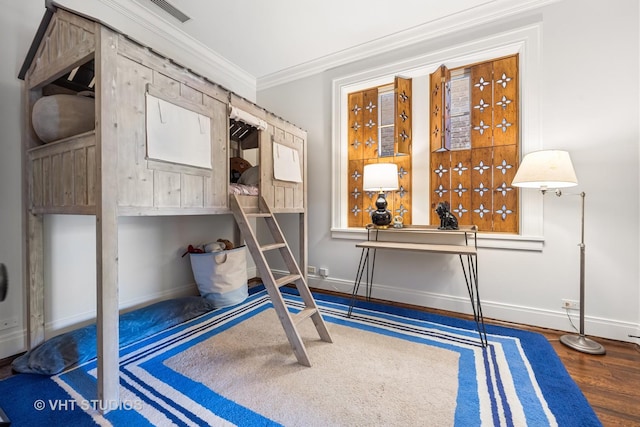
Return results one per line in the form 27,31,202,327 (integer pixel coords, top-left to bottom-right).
363,163,399,228
512,150,605,355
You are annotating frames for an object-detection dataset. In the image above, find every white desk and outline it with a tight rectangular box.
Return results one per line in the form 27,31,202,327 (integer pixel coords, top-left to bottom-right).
348,225,487,347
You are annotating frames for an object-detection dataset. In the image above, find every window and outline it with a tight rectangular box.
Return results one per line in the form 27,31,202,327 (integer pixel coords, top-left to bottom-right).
333,24,543,249
430,55,519,233
347,77,413,228
347,56,519,233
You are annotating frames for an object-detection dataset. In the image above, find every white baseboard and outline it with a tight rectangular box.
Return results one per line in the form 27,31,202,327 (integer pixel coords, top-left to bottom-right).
292,271,638,343
0,329,26,360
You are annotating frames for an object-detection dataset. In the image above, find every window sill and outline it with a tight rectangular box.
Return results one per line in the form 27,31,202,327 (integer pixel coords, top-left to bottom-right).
330,227,544,251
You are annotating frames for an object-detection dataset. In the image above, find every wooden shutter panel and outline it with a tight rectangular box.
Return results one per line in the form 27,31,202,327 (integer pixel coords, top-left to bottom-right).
470,147,493,230
395,76,412,154
362,89,378,160
347,77,414,228
347,92,365,228
430,65,449,153
347,159,365,228
492,56,518,147
390,156,411,225
492,55,518,233
430,55,519,233
450,150,472,224
430,151,450,225
492,145,518,232
429,65,451,225
470,62,493,149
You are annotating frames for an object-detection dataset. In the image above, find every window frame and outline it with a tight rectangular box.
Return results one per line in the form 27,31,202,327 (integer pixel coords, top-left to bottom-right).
331,24,544,250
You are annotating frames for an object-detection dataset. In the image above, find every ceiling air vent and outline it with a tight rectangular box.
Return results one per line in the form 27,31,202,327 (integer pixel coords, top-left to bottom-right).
147,0,191,23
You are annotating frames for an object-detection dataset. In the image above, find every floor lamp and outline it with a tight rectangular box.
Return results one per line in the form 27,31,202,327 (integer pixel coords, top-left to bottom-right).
512,150,605,355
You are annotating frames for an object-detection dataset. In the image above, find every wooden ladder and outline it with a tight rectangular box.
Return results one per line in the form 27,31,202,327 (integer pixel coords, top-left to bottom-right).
229,194,333,366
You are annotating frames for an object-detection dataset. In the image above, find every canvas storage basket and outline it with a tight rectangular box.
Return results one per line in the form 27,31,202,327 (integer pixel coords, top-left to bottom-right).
189,246,248,308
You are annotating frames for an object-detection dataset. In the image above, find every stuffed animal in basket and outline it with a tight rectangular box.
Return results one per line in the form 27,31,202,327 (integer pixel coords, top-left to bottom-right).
217,238,234,250
435,201,459,230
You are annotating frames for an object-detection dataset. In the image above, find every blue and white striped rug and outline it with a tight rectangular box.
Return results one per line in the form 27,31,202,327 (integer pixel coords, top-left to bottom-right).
0,288,601,426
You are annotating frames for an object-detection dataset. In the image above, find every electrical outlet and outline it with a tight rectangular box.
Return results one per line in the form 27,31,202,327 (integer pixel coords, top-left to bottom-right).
561,299,579,310
319,267,329,278
307,266,317,275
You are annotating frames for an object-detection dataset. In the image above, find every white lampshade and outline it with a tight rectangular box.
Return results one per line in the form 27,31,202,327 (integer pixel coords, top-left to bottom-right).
363,163,399,191
512,150,578,190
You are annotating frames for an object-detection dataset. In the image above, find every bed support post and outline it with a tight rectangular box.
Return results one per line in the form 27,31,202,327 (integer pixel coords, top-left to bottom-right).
26,214,45,348
23,83,45,349
95,25,120,411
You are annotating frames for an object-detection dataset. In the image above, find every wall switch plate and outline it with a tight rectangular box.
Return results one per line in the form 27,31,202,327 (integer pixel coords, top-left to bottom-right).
0,318,18,331
307,266,317,275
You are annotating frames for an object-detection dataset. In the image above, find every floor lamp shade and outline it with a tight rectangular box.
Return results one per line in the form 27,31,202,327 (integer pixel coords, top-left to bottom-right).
363,163,398,227
511,150,605,355
512,150,578,190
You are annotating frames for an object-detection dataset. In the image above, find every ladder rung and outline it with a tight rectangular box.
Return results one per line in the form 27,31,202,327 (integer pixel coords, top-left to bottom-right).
275,274,301,288
261,242,286,252
293,307,318,325
246,212,272,218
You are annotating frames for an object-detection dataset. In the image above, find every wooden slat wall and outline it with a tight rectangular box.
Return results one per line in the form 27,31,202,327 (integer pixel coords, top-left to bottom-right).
116,56,154,208
28,9,96,90
25,23,308,217
28,132,97,214
115,50,229,213
231,94,307,213
259,124,306,213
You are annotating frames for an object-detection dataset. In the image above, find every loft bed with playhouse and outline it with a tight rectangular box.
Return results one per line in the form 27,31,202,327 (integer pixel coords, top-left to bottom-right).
18,3,332,406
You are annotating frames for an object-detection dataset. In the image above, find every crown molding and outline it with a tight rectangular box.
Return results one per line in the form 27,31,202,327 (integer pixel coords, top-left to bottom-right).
55,0,256,99
54,0,558,96
257,0,559,91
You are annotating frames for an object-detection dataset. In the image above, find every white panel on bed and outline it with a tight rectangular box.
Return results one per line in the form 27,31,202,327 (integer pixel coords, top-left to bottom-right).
145,94,212,169
273,142,302,183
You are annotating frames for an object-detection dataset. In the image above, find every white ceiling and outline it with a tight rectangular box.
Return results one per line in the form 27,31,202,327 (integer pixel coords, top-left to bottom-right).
132,0,503,79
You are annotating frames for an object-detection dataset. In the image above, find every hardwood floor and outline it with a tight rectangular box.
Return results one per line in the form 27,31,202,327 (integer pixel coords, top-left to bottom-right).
1,292,639,426
494,319,640,426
